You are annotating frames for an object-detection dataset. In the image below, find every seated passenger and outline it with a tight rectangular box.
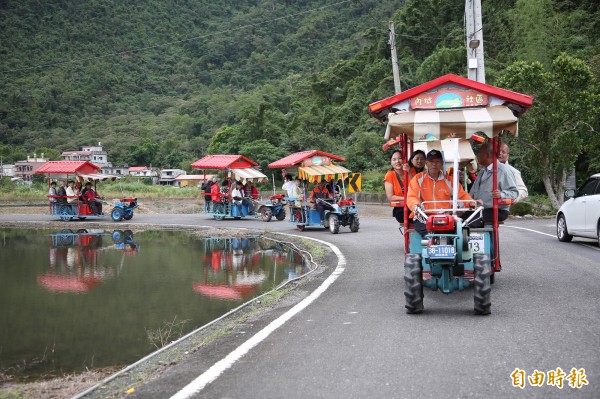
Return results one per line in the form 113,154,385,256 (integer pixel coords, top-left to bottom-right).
290,177,304,208
384,150,408,224
48,182,58,212
243,180,259,214
309,179,332,223
402,149,426,181
231,181,245,215
65,180,79,214
56,181,68,208
83,182,103,215
406,150,476,237
219,180,230,203
464,143,518,227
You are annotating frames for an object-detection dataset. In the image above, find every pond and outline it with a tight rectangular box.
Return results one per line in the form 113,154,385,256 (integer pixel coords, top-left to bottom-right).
0,228,309,381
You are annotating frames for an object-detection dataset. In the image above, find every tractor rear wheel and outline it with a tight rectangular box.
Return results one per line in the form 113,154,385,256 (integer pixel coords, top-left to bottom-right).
275,208,286,221
404,254,424,314
473,253,492,315
261,207,272,222
350,216,360,232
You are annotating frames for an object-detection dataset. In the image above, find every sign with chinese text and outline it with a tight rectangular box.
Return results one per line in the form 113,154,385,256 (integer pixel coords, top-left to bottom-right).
410,88,488,110
302,156,331,167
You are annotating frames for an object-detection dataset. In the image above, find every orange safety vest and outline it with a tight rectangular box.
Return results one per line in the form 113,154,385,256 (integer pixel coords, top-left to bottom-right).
406,171,473,217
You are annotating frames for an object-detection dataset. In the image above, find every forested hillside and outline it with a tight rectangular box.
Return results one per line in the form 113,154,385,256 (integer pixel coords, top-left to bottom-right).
1,0,599,201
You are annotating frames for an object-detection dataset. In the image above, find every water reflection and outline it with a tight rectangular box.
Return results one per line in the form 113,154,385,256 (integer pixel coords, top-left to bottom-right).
0,228,308,381
39,230,140,293
194,238,302,301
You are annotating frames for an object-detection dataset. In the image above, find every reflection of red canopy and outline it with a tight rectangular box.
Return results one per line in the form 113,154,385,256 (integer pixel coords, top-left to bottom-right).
192,283,257,300
37,274,102,293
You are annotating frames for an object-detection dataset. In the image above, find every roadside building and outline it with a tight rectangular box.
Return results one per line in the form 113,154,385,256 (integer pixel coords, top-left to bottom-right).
14,154,49,182
174,174,214,188
159,169,186,185
61,142,111,169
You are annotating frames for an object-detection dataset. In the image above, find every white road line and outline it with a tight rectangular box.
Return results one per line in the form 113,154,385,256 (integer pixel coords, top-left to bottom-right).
504,225,600,251
503,225,555,238
170,235,346,399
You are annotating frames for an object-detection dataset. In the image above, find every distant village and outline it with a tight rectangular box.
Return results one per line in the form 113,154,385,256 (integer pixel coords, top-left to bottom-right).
0,143,206,187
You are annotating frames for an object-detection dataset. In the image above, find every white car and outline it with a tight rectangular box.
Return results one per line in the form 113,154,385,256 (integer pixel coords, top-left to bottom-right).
556,173,600,245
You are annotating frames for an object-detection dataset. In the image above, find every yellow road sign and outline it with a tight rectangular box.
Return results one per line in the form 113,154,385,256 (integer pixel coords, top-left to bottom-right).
348,173,361,193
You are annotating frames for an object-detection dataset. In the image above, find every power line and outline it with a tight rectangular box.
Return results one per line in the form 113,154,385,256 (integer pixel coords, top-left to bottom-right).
2,0,357,74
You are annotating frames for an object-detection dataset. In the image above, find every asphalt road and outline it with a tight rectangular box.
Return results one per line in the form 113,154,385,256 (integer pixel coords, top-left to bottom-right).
1,212,598,398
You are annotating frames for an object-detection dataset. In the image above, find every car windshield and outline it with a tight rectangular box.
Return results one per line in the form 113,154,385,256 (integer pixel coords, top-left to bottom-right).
577,178,599,196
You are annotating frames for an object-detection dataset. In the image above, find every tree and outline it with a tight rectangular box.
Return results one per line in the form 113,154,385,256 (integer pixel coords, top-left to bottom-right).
496,54,599,209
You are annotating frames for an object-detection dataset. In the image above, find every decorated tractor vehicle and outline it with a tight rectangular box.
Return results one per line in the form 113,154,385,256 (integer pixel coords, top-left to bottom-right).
268,150,360,234
257,193,288,222
192,155,267,220
369,73,533,314
36,161,136,222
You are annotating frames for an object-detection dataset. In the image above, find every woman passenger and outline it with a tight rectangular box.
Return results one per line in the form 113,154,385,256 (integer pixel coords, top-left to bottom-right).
403,150,426,181
384,150,407,224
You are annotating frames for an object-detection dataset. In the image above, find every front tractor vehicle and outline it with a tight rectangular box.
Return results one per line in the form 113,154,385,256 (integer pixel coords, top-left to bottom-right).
404,209,491,315
268,150,360,234
111,197,138,222
369,73,533,314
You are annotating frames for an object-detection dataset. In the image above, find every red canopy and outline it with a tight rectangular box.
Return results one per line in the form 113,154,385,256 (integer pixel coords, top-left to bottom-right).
35,161,101,175
268,150,345,169
191,155,258,170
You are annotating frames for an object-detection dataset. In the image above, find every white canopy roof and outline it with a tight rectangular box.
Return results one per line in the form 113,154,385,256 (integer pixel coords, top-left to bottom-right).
231,168,267,182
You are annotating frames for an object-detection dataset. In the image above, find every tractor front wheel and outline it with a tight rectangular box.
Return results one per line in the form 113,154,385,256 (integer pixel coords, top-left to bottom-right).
473,253,492,315
329,214,340,234
111,207,124,222
261,207,272,222
404,254,424,314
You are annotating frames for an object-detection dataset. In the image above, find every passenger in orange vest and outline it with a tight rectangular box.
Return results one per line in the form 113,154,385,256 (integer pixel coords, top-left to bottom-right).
407,150,476,237
309,179,332,223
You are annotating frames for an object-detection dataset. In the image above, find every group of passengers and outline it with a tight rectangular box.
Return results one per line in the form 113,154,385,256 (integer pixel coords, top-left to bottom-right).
385,142,527,237
202,178,259,214
48,180,103,215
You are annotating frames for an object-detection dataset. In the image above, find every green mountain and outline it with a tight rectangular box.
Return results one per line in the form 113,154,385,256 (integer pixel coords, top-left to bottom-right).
1,0,599,195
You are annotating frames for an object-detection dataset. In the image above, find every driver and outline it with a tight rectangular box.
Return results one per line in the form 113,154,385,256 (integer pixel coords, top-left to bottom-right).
406,150,476,237
309,179,332,224
83,182,103,215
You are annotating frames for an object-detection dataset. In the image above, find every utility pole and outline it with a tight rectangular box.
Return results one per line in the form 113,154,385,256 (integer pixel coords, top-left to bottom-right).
388,21,402,94
465,0,485,83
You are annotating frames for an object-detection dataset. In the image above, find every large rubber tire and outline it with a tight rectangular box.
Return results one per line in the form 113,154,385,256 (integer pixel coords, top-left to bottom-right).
275,208,286,221
296,224,305,231
473,253,492,315
111,207,124,222
261,207,272,222
329,214,340,234
404,254,424,314
556,214,573,242
123,212,133,220
112,230,124,244
59,206,72,221
350,216,360,232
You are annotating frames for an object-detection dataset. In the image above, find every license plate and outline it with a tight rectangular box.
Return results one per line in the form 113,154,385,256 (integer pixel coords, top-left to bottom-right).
427,245,456,258
469,233,485,253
